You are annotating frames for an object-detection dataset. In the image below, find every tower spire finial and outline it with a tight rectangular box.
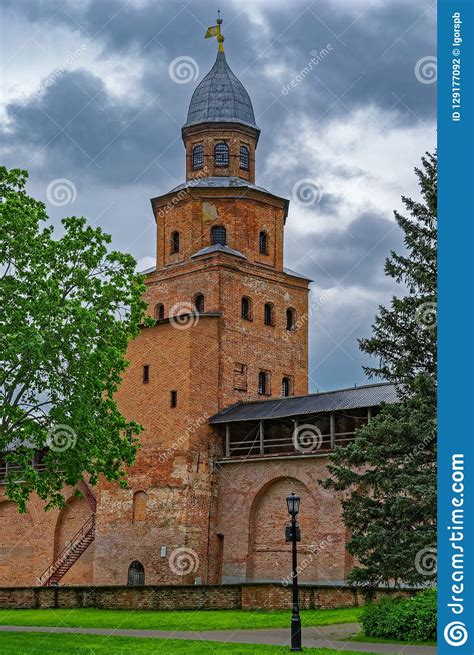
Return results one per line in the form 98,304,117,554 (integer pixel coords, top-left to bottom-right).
204,11,225,52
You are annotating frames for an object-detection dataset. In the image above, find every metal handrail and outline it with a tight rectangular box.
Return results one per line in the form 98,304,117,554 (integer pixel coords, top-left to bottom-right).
37,513,95,586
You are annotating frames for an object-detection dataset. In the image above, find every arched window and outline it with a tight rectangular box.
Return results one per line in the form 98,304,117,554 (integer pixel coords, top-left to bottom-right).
194,293,205,313
286,308,296,330
127,560,145,586
264,302,274,326
192,144,204,170
258,371,268,395
239,145,249,170
171,231,180,254
281,377,290,397
133,491,147,522
214,142,229,167
154,303,164,321
241,296,252,320
211,225,227,246
259,231,268,255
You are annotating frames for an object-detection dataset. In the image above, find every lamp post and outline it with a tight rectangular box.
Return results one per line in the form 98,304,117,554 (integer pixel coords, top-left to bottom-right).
286,492,302,652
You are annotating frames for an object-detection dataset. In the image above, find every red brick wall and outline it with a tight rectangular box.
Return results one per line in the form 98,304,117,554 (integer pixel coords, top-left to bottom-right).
0,487,84,588
0,584,413,611
215,456,347,585
152,194,287,270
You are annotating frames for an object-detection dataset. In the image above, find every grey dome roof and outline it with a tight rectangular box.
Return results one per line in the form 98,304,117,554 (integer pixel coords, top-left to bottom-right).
183,51,259,131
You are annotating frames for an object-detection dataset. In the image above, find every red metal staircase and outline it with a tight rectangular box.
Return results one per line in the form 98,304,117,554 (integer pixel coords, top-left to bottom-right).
38,481,97,586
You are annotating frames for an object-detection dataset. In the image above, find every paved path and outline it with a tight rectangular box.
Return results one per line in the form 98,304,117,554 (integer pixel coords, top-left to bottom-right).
0,623,437,654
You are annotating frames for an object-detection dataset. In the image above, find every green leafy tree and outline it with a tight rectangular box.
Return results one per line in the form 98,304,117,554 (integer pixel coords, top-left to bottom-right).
323,151,437,590
0,167,147,510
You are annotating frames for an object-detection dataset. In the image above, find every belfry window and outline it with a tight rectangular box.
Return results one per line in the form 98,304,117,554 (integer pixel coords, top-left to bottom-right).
286,308,296,330
264,303,274,326
211,225,227,246
259,231,268,255
192,145,204,170
241,296,252,320
239,145,249,170
171,231,180,253
194,293,205,313
214,142,229,167
154,303,164,321
127,560,145,586
281,377,291,397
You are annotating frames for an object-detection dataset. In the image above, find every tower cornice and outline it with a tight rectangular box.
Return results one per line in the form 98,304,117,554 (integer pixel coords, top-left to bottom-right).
150,183,289,223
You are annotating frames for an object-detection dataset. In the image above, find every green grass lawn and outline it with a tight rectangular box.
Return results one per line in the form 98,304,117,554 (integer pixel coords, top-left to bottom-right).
346,632,437,646
0,632,376,655
0,607,362,631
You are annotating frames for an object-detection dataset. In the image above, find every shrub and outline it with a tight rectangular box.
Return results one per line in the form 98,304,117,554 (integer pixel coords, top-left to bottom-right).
361,589,436,641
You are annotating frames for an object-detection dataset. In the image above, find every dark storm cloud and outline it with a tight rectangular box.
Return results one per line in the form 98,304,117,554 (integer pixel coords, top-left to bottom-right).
4,0,436,122
3,69,185,188
288,211,405,290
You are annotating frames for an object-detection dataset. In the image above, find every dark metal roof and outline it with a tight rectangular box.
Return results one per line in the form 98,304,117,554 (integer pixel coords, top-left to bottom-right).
283,267,313,282
183,51,259,130
209,383,398,423
191,244,246,259
139,261,310,281
169,176,271,194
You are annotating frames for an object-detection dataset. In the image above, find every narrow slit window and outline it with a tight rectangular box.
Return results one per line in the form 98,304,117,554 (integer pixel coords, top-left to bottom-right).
143,365,150,384
170,390,177,407
171,231,180,254
264,303,274,326
259,231,268,255
286,308,296,330
241,296,251,320
258,371,267,395
154,303,164,320
282,377,290,397
195,294,205,313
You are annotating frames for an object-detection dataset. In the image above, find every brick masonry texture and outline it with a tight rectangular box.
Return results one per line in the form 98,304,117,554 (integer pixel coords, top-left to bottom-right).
0,584,413,611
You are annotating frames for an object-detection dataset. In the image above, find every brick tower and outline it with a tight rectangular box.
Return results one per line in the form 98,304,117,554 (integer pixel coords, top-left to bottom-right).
99,35,311,586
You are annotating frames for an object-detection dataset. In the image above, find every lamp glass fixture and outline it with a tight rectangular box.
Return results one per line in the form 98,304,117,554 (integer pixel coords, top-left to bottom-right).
286,492,300,516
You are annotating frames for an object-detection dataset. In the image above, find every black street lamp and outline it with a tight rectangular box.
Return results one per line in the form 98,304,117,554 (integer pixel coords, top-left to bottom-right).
286,492,302,652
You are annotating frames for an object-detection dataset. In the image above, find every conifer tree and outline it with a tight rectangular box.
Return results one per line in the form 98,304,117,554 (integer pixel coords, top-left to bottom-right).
323,151,437,590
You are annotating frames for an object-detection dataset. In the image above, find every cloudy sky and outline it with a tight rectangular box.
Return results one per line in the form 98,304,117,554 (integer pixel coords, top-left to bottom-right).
1,0,436,392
